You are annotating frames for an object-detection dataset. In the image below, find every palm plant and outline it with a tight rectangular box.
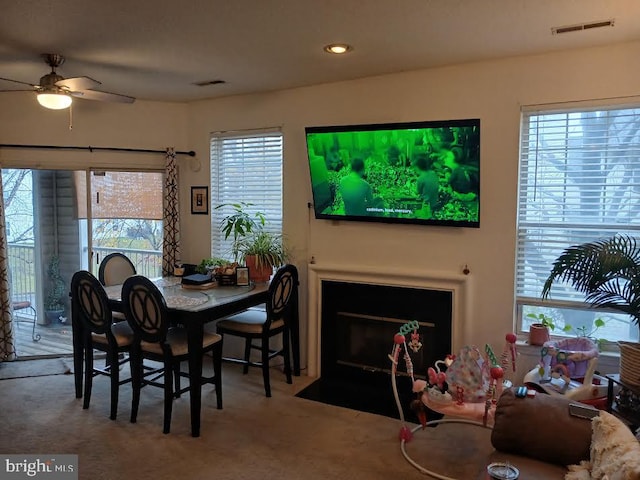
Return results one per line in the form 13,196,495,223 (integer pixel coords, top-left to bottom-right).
541,234,640,332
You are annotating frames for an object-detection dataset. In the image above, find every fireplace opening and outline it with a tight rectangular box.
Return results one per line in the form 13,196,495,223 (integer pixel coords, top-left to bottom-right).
297,280,453,419
334,312,434,378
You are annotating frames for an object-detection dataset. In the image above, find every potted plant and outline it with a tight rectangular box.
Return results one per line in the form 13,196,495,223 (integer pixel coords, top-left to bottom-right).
44,255,66,324
236,230,289,283
525,312,563,346
215,202,265,262
541,234,640,385
196,256,233,275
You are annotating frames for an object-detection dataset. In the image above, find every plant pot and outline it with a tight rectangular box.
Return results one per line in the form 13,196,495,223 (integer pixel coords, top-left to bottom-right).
244,255,273,283
618,341,640,386
44,309,64,325
529,323,550,346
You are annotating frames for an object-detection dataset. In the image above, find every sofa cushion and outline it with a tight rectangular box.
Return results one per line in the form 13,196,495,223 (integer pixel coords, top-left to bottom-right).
491,389,592,466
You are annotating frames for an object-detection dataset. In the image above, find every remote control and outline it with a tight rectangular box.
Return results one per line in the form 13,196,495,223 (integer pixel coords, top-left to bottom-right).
569,402,600,420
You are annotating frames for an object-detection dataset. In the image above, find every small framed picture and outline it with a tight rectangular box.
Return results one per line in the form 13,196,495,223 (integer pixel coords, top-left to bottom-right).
236,267,250,286
191,186,208,215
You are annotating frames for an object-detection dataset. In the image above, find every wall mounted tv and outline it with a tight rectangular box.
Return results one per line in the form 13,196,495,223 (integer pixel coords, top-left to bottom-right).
305,118,480,228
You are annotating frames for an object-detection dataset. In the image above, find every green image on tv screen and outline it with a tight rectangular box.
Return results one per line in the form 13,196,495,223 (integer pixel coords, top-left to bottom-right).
305,119,480,227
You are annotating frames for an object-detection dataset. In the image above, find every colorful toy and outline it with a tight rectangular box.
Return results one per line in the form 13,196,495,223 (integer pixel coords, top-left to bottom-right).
389,321,421,439
523,336,607,403
394,326,513,477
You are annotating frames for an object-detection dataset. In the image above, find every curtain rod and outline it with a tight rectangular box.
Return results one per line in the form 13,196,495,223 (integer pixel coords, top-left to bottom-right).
0,144,196,157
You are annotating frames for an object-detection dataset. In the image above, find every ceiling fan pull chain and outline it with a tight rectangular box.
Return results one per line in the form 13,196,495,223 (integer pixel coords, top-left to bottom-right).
68,104,73,131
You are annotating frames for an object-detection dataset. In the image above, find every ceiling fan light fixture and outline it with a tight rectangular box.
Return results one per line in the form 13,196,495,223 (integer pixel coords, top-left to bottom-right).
36,92,72,110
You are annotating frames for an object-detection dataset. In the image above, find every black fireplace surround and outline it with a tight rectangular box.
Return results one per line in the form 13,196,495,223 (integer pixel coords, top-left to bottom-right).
297,280,453,419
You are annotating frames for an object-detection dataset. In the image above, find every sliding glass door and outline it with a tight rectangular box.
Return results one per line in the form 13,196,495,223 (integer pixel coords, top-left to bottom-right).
3,168,164,358
79,170,164,278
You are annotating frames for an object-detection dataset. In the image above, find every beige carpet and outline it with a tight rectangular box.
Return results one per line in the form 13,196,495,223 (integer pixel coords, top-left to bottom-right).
0,358,496,480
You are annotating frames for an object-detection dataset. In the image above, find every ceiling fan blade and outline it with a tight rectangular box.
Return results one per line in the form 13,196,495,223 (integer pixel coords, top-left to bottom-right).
70,89,135,104
56,76,101,91
0,88,35,93
0,77,38,89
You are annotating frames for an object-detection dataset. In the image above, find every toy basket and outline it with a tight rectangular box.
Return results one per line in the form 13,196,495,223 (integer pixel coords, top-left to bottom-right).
619,341,640,386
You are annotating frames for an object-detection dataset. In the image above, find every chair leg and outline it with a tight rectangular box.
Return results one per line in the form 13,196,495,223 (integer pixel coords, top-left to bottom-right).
242,338,251,374
83,344,94,410
213,342,223,409
261,336,271,398
130,348,142,424
282,329,293,385
163,361,174,434
173,362,181,398
108,350,120,420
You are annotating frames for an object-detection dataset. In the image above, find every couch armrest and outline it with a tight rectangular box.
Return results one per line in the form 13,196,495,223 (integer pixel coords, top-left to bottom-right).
491,389,592,466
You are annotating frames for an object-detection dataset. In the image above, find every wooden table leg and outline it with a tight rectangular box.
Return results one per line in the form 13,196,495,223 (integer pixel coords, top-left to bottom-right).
186,320,204,437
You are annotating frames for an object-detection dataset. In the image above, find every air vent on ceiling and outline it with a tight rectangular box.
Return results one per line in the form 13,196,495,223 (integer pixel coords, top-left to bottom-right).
193,79,226,87
552,19,614,35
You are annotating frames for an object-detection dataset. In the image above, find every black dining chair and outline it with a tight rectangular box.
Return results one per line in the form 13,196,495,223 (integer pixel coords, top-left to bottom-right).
216,264,297,397
70,270,134,420
98,252,136,321
121,275,223,434
98,252,136,286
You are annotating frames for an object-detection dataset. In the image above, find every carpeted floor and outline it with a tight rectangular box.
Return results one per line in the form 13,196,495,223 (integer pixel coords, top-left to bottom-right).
0,358,498,480
295,373,420,421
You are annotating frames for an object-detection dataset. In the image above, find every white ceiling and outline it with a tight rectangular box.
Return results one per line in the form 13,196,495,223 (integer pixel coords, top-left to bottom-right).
1,0,639,104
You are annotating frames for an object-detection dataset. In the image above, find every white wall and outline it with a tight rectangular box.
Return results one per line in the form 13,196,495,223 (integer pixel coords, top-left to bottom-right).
184,40,640,372
0,92,189,170
3,40,640,375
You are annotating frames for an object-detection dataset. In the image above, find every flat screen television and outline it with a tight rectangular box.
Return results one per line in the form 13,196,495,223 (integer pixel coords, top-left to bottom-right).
305,118,480,227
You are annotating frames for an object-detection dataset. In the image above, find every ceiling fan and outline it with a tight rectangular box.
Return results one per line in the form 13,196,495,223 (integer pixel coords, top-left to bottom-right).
0,53,135,109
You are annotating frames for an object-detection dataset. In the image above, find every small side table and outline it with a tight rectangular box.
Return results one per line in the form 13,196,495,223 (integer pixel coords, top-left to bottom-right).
605,373,640,429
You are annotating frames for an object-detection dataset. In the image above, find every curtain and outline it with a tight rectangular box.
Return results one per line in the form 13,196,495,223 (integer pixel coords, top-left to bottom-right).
162,148,180,277
0,170,17,361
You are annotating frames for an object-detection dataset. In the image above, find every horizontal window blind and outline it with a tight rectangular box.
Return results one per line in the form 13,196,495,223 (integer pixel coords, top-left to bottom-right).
210,130,283,260
516,106,640,307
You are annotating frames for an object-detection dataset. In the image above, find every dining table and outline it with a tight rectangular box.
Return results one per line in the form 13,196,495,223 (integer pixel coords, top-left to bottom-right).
71,275,300,437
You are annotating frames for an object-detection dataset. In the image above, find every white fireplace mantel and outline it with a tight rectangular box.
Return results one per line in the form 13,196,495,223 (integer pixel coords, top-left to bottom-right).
307,263,472,377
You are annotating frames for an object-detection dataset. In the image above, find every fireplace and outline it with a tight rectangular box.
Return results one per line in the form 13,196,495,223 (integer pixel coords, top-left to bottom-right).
307,263,471,377
299,263,470,418
321,281,452,381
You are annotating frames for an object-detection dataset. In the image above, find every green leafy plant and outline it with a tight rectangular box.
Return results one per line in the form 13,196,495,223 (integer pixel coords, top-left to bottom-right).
196,257,232,274
564,317,607,338
526,312,570,332
236,230,289,270
541,234,640,337
45,255,65,311
215,202,266,262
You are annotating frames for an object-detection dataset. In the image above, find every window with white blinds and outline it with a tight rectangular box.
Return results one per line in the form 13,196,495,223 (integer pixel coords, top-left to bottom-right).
516,105,640,343
209,129,283,261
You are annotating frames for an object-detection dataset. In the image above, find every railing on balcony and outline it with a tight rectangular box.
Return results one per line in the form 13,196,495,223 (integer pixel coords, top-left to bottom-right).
7,243,162,306
7,243,36,304
93,246,163,279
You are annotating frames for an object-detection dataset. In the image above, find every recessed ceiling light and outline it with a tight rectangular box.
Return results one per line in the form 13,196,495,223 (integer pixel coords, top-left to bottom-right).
324,44,353,55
